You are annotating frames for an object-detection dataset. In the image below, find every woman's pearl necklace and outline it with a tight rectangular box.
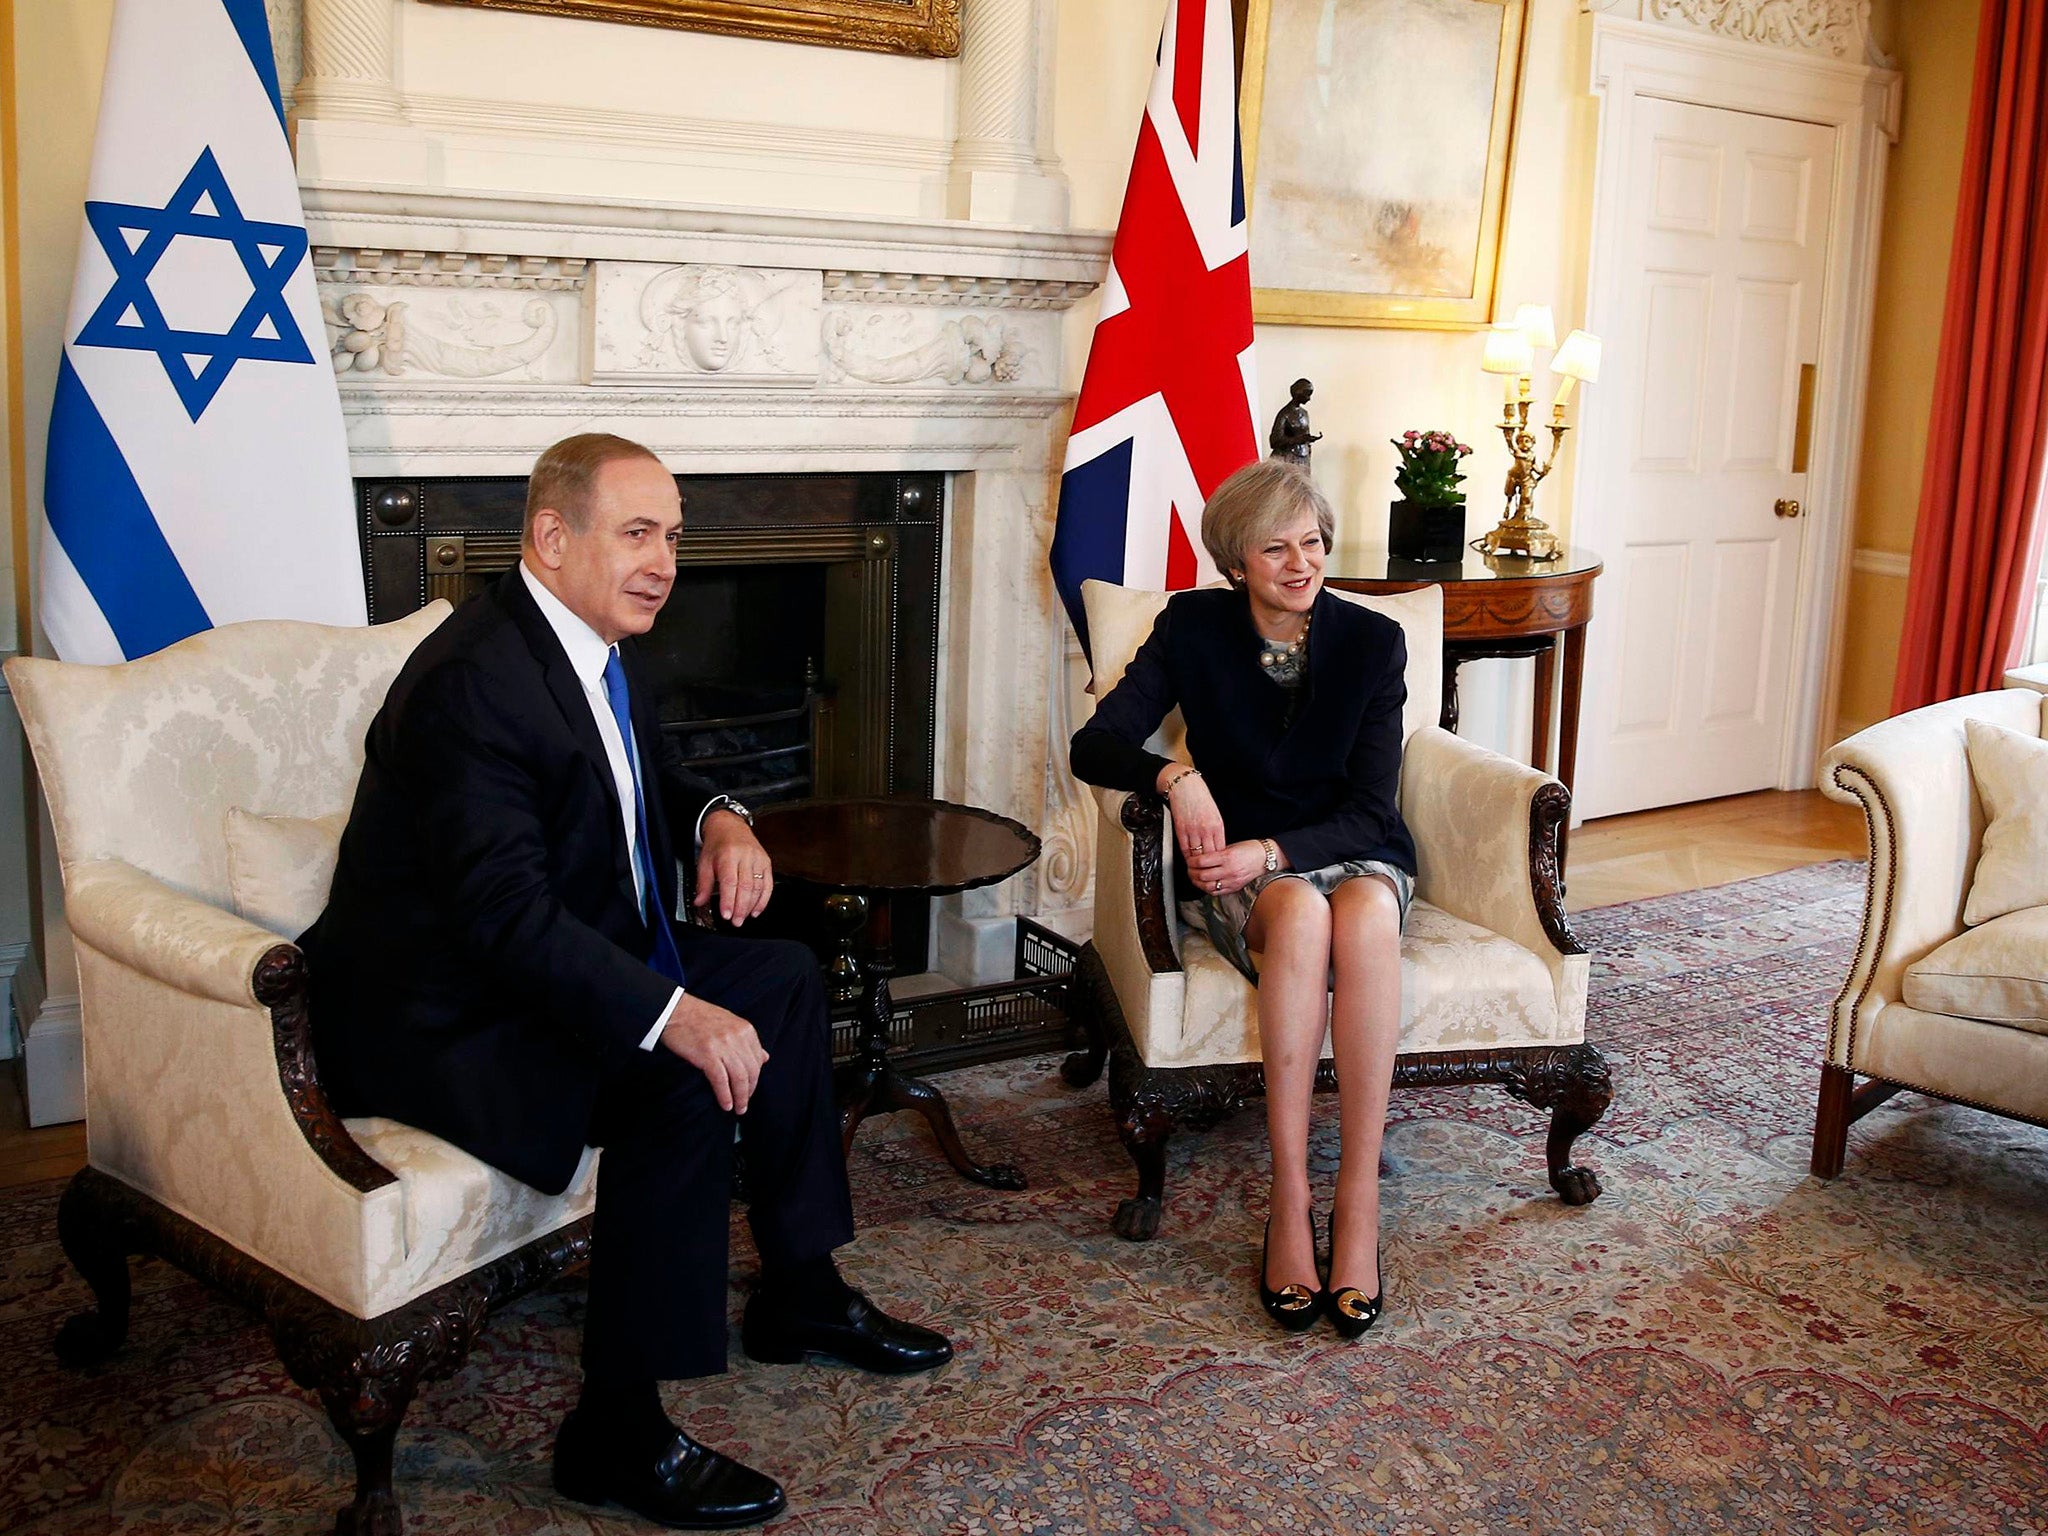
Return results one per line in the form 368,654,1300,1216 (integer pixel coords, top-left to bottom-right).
1259,611,1311,668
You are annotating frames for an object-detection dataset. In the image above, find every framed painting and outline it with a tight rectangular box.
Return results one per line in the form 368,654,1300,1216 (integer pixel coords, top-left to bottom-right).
1240,0,1528,329
424,0,961,58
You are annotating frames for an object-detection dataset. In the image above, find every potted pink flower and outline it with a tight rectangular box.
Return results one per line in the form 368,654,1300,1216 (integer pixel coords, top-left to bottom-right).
1388,429,1474,563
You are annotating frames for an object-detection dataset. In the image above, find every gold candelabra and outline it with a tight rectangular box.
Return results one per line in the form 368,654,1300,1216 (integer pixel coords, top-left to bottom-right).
1476,313,1601,562
1483,393,1566,561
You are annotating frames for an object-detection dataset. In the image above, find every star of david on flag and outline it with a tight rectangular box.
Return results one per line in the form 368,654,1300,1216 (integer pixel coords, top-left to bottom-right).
1048,0,1260,660
39,0,363,665
77,147,315,423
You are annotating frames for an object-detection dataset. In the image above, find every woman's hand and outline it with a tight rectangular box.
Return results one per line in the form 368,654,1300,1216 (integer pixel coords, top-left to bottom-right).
1158,765,1228,866
1186,840,1269,897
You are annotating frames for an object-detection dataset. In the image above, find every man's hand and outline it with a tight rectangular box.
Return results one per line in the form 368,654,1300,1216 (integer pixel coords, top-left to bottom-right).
1186,840,1270,897
694,807,774,925
660,992,769,1114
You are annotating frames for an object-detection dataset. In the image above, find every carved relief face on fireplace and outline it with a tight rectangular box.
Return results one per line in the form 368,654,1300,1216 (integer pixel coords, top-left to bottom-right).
528,456,683,645
637,263,810,375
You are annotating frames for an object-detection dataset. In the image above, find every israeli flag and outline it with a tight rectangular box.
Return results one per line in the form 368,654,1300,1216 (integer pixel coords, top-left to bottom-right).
40,0,364,665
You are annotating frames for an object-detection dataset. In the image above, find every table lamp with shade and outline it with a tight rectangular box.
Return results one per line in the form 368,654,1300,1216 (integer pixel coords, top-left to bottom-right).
1478,307,1603,560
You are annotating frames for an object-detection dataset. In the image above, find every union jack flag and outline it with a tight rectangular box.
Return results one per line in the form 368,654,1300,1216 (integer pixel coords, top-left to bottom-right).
1049,0,1259,657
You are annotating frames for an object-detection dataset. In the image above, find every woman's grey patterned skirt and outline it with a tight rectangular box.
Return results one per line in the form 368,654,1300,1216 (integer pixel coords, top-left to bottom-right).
1183,859,1415,985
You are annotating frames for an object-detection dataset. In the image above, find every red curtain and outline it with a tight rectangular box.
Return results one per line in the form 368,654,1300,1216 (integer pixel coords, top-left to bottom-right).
1891,0,2048,712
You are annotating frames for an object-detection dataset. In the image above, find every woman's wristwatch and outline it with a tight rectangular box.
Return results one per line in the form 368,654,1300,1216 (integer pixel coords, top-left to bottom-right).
1260,838,1280,874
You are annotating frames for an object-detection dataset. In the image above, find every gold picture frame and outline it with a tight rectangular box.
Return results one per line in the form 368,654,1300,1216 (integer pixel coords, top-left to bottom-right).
1239,0,1527,330
424,0,961,58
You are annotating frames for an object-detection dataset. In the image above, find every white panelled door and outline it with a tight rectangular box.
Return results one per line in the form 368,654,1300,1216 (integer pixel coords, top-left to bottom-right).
1580,98,1837,816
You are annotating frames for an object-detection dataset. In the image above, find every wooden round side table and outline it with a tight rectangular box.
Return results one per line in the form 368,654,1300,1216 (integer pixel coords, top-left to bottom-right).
754,796,1040,1190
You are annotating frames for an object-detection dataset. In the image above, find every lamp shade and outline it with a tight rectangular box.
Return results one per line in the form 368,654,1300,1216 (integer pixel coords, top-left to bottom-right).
1552,329,1603,383
1513,303,1557,351
1481,323,1534,376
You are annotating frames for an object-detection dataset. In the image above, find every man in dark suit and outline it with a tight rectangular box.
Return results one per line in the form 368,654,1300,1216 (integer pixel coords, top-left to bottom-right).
306,432,950,1530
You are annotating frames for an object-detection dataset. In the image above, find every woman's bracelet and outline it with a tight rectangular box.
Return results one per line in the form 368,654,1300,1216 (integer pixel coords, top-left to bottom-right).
1160,765,1202,797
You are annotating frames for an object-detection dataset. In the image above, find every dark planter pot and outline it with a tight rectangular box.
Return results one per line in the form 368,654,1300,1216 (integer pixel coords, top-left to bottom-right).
1388,500,1466,563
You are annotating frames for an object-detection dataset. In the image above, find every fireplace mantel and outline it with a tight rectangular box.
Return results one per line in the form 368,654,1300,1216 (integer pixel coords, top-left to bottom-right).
303,181,1110,974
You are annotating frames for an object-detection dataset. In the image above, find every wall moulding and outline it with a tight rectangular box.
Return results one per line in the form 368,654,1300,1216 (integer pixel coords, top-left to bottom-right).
418,0,962,58
1637,0,1891,66
312,247,592,289
300,185,1110,288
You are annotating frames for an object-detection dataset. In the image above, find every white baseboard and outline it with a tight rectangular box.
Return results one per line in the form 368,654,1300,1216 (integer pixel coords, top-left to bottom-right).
18,967,84,1126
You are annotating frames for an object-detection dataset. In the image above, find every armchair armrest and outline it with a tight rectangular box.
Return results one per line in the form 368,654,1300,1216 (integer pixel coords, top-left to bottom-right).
1091,787,1179,974
1817,689,2041,1064
1090,785,1189,1061
63,856,396,1200
1400,726,1581,964
66,859,299,1010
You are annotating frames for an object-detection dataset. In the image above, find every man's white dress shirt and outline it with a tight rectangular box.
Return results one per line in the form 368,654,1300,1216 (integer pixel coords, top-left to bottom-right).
520,561,730,1050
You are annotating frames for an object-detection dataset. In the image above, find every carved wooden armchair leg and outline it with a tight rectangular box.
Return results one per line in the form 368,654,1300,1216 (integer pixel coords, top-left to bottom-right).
1060,943,1113,1089
317,1396,407,1536
53,1168,138,1368
1110,1090,1174,1242
1507,1043,1613,1206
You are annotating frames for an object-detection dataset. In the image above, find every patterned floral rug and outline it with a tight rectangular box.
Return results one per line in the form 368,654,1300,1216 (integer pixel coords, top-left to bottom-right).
3,861,2045,1535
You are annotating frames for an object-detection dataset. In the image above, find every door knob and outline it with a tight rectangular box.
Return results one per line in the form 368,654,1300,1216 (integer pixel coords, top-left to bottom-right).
1774,498,1803,519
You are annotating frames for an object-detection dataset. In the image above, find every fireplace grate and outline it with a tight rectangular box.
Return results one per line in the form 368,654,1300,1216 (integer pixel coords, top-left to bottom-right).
829,919,1081,1074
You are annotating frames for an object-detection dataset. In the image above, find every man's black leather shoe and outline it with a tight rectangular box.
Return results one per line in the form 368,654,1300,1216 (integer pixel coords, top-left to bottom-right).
553,1409,786,1530
741,1287,953,1375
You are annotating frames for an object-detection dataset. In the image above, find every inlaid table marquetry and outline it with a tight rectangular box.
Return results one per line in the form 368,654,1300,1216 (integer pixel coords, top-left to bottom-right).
1328,547,1602,854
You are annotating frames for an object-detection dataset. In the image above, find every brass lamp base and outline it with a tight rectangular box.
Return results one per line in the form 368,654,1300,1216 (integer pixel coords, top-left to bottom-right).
1480,516,1561,560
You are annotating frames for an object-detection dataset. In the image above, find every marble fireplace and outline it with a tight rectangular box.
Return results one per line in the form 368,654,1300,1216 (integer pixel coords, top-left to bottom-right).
307,185,1109,979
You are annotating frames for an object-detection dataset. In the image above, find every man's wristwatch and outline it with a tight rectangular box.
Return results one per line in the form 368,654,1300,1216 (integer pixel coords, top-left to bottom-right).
1261,838,1280,874
711,796,755,828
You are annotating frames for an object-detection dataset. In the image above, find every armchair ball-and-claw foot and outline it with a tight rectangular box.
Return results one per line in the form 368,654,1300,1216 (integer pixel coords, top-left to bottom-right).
1064,581,1611,1240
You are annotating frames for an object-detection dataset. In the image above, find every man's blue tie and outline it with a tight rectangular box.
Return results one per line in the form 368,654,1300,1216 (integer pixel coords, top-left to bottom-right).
601,648,687,987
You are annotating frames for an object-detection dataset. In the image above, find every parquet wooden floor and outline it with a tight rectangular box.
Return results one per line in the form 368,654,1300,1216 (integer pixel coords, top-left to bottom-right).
0,789,1868,1188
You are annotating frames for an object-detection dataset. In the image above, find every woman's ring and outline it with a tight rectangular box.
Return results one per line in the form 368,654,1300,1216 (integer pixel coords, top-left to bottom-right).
751,871,766,881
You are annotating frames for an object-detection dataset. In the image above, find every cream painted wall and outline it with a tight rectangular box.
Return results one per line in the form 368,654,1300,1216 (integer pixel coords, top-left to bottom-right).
1055,0,1599,756
1834,0,1981,737
297,0,961,216
7,0,115,1077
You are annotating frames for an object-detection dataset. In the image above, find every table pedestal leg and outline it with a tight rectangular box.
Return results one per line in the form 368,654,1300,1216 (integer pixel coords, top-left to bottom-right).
832,897,1026,1191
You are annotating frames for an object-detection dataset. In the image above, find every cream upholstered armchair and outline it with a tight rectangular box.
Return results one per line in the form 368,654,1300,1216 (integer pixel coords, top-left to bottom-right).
6,606,599,1536
1815,689,2048,1175
1062,581,1612,1239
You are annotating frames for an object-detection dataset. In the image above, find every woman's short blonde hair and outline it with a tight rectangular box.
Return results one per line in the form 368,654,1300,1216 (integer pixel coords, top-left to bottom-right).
1199,458,1337,586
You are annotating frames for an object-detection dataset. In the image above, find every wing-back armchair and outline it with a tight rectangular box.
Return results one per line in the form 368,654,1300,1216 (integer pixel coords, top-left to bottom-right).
1062,580,1612,1239
1815,688,2048,1174
6,607,598,1536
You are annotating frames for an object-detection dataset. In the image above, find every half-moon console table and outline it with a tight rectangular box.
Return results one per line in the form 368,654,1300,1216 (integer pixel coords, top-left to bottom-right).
1328,548,1602,858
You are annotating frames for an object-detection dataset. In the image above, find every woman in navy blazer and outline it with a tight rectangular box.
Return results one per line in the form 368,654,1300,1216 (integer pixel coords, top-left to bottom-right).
1071,459,1414,1337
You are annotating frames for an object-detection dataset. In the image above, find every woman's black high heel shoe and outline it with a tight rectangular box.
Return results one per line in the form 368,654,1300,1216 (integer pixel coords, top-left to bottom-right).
1258,1214,1323,1332
1327,1239,1384,1339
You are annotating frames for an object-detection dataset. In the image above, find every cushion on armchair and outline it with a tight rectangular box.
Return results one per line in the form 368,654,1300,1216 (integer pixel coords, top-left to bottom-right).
1903,906,2048,1036
225,808,347,938
1962,718,2048,926
1156,903,1570,1070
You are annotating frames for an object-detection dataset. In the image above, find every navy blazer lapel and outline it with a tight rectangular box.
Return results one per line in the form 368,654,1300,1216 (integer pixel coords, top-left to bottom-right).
493,572,638,902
